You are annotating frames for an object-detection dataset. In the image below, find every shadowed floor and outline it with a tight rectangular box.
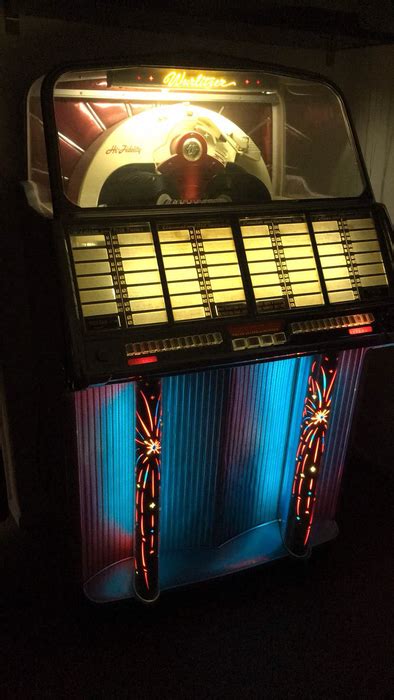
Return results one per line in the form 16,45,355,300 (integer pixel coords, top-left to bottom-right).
0,439,393,699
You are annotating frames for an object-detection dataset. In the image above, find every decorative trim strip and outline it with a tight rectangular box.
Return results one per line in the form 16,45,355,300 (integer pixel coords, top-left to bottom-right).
134,379,162,602
284,353,339,555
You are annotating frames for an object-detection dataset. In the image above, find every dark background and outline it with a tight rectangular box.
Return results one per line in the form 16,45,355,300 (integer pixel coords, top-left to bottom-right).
0,2,393,697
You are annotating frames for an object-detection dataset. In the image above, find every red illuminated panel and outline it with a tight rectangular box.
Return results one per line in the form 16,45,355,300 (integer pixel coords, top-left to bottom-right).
54,100,133,182
348,325,373,335
90,102,129,128
58,137,83,176
54,101,103,150
127,355,158,366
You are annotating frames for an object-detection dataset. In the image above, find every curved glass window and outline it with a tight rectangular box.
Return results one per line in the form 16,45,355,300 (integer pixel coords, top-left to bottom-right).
28,66,365,211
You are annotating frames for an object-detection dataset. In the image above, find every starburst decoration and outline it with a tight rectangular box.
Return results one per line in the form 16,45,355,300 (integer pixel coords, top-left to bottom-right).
310,408,329,426
145,439,161,455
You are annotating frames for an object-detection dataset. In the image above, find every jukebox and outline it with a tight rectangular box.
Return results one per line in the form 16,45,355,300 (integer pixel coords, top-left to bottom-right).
21,62,393,603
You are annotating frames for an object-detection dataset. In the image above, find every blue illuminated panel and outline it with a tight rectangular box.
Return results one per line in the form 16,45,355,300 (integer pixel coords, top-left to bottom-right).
218,357,312,544
75,383,135,582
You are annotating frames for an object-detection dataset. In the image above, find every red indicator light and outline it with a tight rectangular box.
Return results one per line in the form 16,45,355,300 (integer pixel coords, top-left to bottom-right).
149,75,154,81
245,79,250,85
256,79,261,85
128,355,158,366
348,325,373,335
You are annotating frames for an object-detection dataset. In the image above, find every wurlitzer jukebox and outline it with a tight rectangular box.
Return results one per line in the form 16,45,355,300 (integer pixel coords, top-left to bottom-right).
24,62,393,603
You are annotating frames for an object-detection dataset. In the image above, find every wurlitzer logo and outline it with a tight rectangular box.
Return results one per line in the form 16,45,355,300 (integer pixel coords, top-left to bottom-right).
163,71,237,90
105,145,142,155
